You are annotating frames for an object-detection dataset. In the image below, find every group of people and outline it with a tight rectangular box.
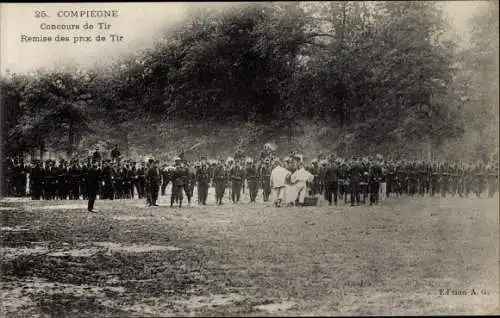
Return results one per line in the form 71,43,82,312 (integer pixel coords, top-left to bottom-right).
2,145,498,212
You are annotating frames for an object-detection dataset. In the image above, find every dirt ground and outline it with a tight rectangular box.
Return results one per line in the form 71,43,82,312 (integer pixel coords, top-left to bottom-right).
1,192,499,316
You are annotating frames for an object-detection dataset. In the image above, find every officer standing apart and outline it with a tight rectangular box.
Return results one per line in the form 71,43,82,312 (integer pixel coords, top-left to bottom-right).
86,161,100,212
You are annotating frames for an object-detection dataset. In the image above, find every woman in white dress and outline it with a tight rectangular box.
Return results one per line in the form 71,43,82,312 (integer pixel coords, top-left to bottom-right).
270,160,291,207
287,162,314,206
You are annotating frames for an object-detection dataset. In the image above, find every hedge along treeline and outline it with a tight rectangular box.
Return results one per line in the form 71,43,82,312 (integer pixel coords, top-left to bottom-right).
1,2,498,161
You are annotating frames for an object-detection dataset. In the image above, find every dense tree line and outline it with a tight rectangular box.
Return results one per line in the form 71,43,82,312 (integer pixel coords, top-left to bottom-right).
1,1,498,161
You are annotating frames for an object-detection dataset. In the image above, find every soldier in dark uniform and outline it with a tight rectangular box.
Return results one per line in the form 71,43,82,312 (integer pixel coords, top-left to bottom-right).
171,158,188,207
146,158,161,206
55,160,67,200
47,160,59,200
121,162,132,199
417,160,429,196
396,161,407,196
97,160,104,198
456,162,465,198
2,158,14,196
430,161,440,197
81,159,90,200
324,157,340,206
369,155,384,205
463,163,474,197
259,158,272,202
339,159,350,204
348,157,363,206
135,162,146,199
472,163,483,197
359,157,370,204
386,161,396,198
229,158,244,203
440,162,450,197
319,160,328,200
101,160,114,200
213,159,227,205
487,163,498,198
41,160,49,199
29,160,43,200
86,160,100,212
196,160,210,205
131,162,139,198
245,158,259,203
112,162,122,199
12,159,27,197
449,162,459,197
187,162,196,203
69,160,82,199
126,162,136,198
407,161,419,196
309,159,321,195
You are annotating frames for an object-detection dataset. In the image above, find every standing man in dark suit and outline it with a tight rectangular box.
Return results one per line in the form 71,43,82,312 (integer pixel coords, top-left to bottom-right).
86,161,100,212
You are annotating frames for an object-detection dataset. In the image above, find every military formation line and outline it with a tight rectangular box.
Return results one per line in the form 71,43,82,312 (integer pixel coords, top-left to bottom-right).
2,145,498,212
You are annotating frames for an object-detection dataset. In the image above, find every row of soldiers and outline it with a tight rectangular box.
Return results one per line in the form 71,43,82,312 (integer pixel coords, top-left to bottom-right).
0,155,273,207
282,154,499,206
2,153,498,206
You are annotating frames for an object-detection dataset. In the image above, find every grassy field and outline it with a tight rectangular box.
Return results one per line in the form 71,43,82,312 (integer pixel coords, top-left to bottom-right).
1,191,499,316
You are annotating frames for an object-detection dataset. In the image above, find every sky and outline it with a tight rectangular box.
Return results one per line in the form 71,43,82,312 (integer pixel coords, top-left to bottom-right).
0,1,491,75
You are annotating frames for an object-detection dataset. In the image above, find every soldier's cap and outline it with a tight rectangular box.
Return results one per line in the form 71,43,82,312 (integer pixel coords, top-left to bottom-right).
148,159,154,164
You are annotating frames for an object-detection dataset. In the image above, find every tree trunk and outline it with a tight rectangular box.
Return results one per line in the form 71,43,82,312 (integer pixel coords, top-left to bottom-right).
39,141,45,160
287,121,293,144
67,120,74,159
123,129,129,158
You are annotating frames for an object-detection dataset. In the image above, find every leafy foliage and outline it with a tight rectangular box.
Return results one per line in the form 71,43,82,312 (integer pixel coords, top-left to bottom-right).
1,1,497,161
